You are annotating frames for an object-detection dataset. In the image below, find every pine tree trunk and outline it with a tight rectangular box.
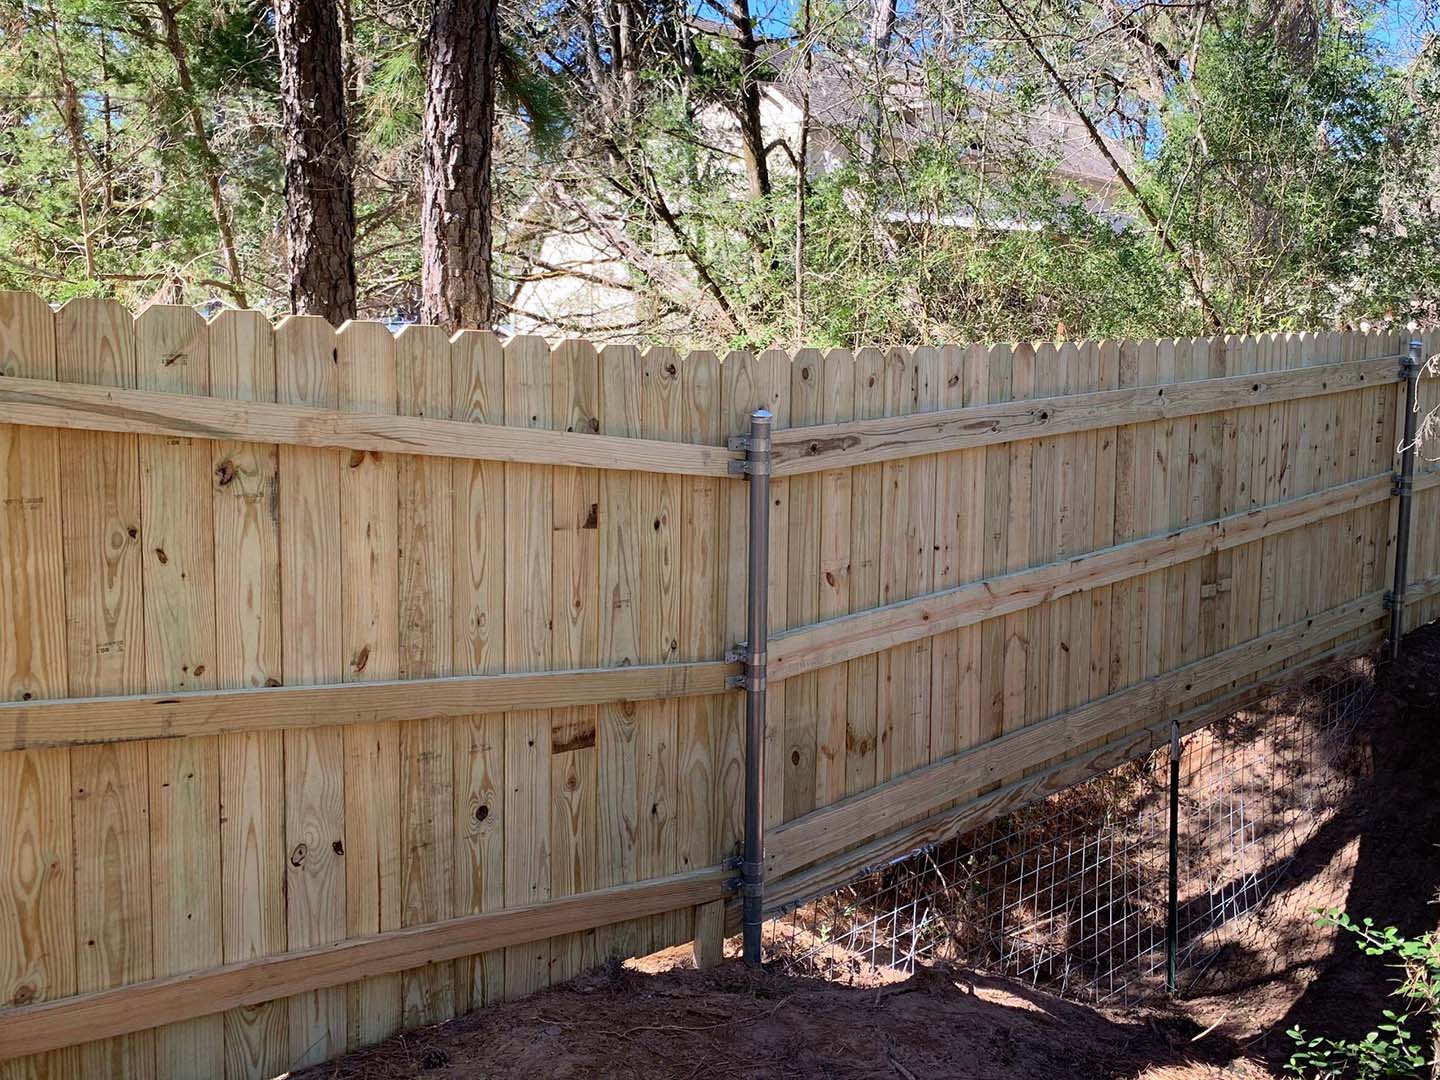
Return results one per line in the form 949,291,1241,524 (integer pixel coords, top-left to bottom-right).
420,0,501,329
275,0,357,324
727,0,772,201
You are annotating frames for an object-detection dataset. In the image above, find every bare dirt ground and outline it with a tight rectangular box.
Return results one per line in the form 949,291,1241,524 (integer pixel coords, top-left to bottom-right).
297,624,1440,1080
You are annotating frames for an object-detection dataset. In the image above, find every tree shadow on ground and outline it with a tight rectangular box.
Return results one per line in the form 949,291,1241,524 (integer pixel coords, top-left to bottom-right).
1249,625,1440,1068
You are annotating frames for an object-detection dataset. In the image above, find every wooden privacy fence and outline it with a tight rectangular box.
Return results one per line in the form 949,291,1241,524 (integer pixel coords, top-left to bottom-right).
1,291,1437,1077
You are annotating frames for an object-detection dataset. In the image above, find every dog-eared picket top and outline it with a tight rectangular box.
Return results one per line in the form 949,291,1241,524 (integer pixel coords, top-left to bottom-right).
0,292,1437,1075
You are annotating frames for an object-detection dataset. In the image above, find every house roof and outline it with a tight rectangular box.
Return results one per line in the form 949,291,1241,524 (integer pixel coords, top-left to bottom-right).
763,52,1134,186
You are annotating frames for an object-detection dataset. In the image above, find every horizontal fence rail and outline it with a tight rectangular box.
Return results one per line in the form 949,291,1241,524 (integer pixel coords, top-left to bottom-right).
0,866,728,1061
764,581,1440,881
2,291,1437,1078
768,354,1407,474
0,659,739,750
768,471,1439,681
0,376,737,477
759,632,1383,917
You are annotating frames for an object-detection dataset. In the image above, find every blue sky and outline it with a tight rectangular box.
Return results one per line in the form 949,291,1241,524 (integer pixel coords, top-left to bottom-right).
703,0,1435,66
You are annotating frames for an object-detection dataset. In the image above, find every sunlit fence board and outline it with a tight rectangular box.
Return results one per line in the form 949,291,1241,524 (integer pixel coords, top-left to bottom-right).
0,293,1431,1078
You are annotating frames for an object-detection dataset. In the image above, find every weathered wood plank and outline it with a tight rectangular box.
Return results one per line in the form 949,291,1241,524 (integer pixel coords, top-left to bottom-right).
209,308,288,1080
769,355,1406,474
0,378,731,476
769,472,1393,682
640,346,684,948
783,349,823,820
56,298,153,1079
275,315,346,1069
0,291,77,1080
335,320,402,1049
449,329,507,1009
137,304,225,1079
0,660,739,752
595,343,646,962
501,336,553,997
395,325,457,1027
844,348,886,798
677,351,723,890
814,349,854,806
547,337,600,983
767,590,1388,880
0,868,728,1062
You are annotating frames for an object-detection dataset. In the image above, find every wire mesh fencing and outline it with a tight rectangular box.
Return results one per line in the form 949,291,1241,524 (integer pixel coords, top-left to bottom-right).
762,657,1376,1004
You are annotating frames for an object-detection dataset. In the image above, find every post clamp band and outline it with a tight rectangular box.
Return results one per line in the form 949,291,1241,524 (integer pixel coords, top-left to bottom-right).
728,430,774,476
728,432,772,453
1384,590,1401,612
1393,474,1414,498
729,456,773,477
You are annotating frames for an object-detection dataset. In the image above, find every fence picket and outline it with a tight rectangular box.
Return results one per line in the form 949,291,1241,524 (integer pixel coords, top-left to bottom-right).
0,296,1424,1075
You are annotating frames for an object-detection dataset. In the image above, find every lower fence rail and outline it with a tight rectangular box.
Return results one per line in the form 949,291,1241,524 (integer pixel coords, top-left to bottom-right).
0,868,730,1061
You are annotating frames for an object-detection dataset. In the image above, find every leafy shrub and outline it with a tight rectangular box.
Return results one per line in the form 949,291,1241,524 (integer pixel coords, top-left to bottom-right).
1286,910,1440,1078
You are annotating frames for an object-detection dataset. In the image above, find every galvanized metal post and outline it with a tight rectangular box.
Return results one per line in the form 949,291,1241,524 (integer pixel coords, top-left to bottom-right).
1165,718,1181,994
738,408,772,966
1388,341,1423,661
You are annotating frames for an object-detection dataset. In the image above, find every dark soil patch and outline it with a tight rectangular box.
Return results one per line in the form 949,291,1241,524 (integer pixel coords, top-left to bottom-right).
297,961,1257,1080
1182,620,1440,1071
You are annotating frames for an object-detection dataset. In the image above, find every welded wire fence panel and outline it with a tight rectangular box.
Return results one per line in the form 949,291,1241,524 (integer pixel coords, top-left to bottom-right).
763,660,1375,1005
1173,670,1374,991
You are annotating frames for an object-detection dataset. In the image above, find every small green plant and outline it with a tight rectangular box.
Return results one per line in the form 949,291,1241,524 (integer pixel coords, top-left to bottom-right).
1286,910,1440,1078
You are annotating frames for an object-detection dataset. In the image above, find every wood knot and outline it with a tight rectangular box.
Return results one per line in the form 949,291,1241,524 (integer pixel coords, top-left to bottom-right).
215,459,238,486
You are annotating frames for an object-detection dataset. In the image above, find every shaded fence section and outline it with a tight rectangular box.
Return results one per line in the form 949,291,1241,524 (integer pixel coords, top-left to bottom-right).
0,292,1436,1077
762,655,1374,1002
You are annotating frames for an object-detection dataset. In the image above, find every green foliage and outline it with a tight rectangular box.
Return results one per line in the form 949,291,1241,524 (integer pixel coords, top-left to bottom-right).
1142,13,1435,330
0,0,1434,342
1286,910,1440,1079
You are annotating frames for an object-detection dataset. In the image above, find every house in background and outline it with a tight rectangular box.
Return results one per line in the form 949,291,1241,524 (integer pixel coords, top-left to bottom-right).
504,50,1134,341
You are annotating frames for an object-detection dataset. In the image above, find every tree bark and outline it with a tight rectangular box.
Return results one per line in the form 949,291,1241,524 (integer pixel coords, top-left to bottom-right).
43,0,96,279
275,0,357,324
795,0,812,342
869,0,897,54
420,0,501,328
726,0,772,201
